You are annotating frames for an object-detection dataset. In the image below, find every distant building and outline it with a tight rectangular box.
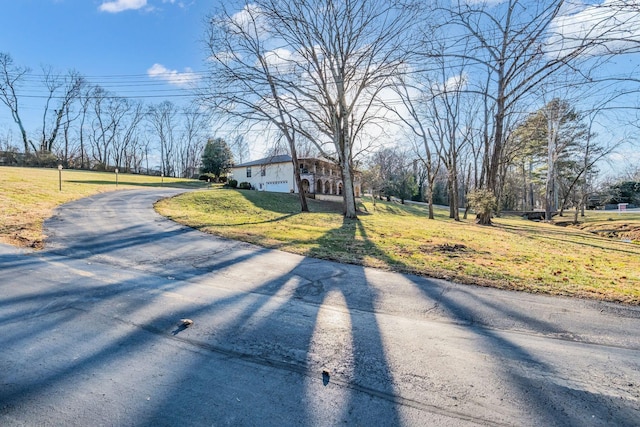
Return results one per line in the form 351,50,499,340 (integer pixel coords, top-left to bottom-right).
230,155,361,197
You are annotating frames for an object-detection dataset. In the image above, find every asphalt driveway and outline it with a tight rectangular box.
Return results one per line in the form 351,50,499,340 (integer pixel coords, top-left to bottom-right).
1,188,639,426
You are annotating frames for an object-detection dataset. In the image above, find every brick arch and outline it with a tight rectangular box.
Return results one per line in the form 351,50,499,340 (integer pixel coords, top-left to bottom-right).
301,179,310,194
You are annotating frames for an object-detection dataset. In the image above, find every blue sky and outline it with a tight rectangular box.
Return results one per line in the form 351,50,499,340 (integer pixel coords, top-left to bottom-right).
0,0,209,109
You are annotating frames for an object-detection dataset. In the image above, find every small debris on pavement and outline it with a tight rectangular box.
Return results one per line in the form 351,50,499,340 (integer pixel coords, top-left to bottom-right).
179,318,194,327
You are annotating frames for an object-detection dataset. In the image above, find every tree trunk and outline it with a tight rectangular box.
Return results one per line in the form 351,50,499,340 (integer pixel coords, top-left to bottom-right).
427,180,435,220
545,160,555,221
452,169,460,221
290,149,309,212
341,163,357,218
476,211,492,226
338,107,357,219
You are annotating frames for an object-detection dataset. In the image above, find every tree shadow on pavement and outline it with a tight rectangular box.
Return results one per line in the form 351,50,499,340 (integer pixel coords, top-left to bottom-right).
333,218,639,426
0,214,401,424
2,203,638,425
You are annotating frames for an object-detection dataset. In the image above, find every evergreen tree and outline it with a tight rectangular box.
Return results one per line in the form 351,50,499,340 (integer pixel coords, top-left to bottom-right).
200,137,234,180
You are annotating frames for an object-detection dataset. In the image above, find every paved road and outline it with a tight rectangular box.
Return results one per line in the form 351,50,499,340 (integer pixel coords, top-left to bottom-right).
1,189,639,426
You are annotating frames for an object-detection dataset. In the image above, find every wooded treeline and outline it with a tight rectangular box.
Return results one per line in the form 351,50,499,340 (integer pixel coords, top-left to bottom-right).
0,52,213,178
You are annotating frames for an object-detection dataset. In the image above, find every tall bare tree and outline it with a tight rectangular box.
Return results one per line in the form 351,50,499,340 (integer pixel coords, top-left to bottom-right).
435,0,619,223
203,2,309,211
39,67,83,154
203,0,418,217
148,101,179,176
0,52,32,154
88,87,110,168
387,75,441,219
259,0,419,218
76,82,94,169
177,105,209,178
89,89,131,169
112,100,144,171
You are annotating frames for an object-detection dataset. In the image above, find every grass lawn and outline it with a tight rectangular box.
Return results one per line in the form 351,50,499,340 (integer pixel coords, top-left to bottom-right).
156,188,640,304
2,166,638,304
0,166,204,248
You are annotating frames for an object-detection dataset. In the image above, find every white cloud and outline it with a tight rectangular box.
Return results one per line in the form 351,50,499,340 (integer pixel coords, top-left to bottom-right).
262,48,298,73
229,4,269,39
147,63,199,86
548,1,640,57
99,0,147,13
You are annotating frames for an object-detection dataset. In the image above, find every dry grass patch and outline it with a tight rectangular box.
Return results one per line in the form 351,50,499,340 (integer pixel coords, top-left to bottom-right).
156,189,640,304
0,166,202,248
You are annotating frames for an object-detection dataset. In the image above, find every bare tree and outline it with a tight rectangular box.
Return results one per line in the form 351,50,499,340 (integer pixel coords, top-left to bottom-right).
178,105,209,178
541,99,587,220
387,75,441,219
76,82,95,169
59,88,82,166
435,0,619,223
426,69,476,221
112,100,144,171
204,0,418,217
148,101,179,176
39,67,83,154
89,89,131,170
0,52,32,154
258,0,419,218
88,87,110,168
203,2,309,211
229,134,250,165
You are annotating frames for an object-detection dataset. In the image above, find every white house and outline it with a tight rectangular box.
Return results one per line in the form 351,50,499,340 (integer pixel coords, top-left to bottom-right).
230,155,361,197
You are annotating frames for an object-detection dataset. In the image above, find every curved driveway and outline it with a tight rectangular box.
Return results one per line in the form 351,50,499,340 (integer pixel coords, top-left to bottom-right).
1,188,639,426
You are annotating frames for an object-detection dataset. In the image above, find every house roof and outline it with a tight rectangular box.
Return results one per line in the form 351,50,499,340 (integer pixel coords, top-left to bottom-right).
232,154,292,168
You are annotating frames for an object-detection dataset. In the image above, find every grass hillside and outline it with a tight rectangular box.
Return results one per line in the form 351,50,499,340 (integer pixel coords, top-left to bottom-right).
156,188,640,304
0,166,203,248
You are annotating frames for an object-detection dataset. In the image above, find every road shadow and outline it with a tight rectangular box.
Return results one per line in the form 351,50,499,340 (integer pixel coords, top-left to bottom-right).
0,195,402,424
337,219,640,426
2,191,638,425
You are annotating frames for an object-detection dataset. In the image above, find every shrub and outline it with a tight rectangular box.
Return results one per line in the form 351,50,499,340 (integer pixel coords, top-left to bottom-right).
227,179,238,188
199,173,229,183
238,182,252,190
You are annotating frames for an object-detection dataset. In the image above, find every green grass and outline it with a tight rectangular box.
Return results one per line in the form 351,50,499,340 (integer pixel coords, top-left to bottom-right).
3,166,638,304
156,189,640,304
0,166,204,248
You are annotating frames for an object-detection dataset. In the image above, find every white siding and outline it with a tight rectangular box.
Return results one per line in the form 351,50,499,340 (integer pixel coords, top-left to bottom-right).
230,162,294,193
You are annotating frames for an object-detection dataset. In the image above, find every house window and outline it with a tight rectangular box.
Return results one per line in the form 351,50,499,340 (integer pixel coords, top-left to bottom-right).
261,165,266,176
246,166,252,178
